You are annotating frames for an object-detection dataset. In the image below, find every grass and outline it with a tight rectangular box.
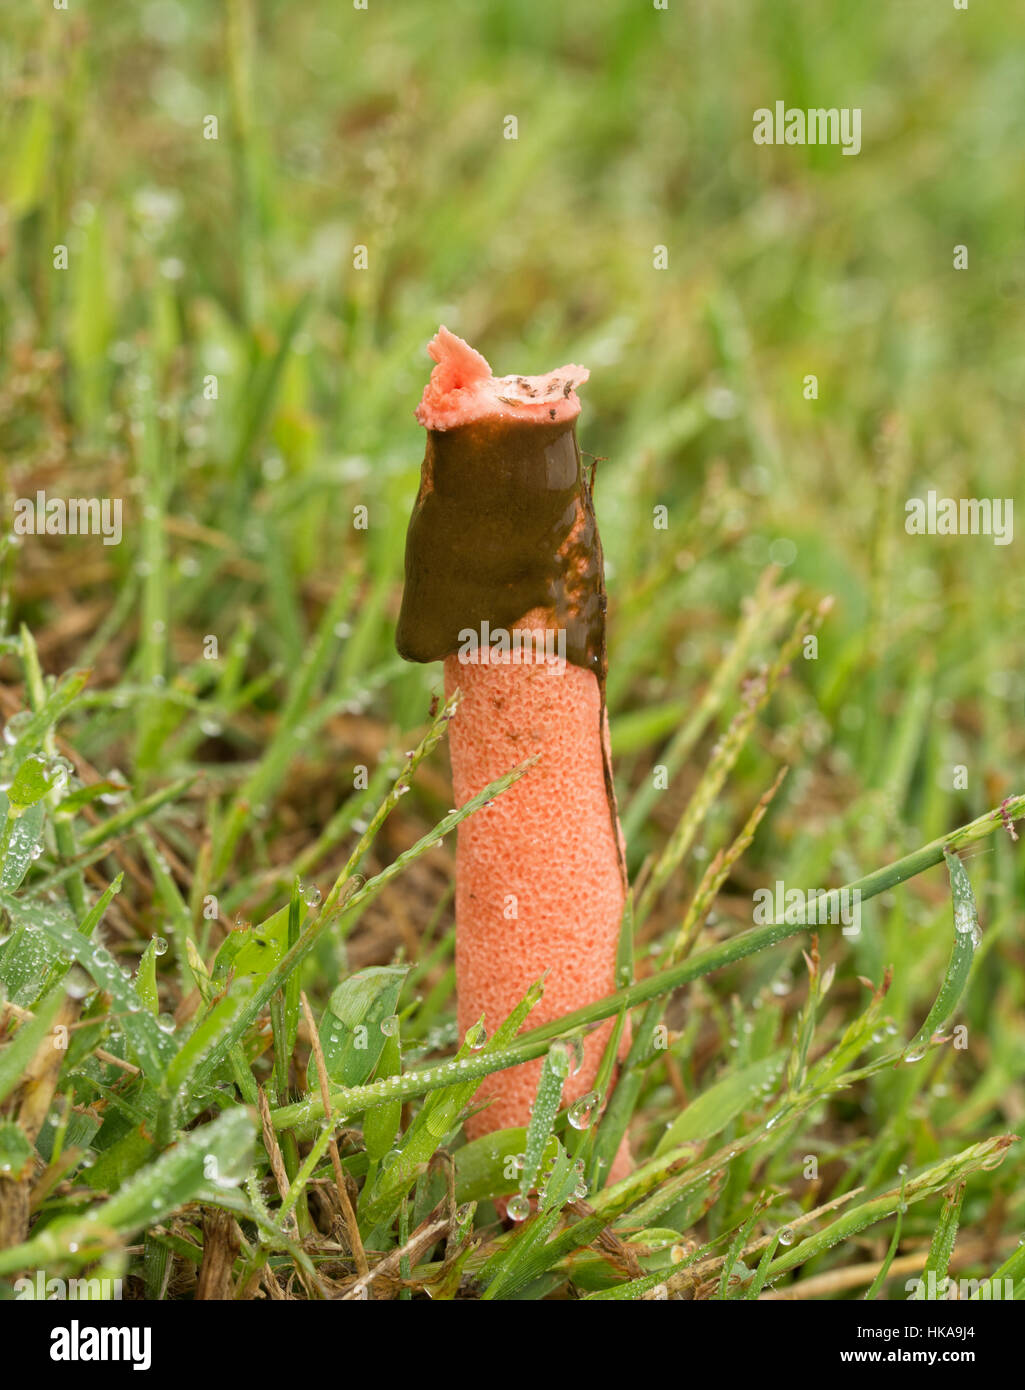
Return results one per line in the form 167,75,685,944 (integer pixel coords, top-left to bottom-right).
0,0,1022,1302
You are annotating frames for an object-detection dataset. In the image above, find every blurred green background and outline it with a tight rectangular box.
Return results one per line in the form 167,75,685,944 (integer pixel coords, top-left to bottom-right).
1,0,1022,1278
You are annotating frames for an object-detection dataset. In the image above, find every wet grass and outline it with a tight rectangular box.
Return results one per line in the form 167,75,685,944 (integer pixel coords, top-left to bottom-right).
0,0,1022,1300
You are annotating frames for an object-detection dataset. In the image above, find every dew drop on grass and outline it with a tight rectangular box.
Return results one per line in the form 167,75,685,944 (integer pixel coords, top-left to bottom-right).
507,1195,530,1222
513,1153,526,1171
898,1163,909,1175
301,881,322,907
380,1015,399,1037
548,1040,572,1079
152,937,168,956
464,1019,487,1050
157,1013,176,1034
903,1044,927,1064
778,1226,795,1247
65,967,92,999
567,1091,600,1130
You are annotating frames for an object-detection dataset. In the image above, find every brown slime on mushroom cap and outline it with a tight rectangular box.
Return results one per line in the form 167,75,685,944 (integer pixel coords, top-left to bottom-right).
396,413,625,885
396,416,604,679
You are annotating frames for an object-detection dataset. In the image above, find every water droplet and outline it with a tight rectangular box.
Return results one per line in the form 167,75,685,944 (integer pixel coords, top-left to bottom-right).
898,1163,909,1175
567,1090,600,1130
953,904,974,934
380,1015,399,1037
547,1040,572,1079
506,1195,530,1222
301,881,322,907
904,1044,927,1064
2,711,32,746
152,936,168,956
464,1019,487,1050
513,1153,526,1171
64,967,92,999
778,1226,795,1247
157,1012,176,1034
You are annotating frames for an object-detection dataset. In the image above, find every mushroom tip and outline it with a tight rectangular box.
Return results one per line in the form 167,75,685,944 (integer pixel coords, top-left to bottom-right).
425,325,492,382
416,327,589,430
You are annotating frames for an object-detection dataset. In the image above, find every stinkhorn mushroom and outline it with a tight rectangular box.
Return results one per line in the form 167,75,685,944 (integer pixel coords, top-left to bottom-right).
396,327,628,1157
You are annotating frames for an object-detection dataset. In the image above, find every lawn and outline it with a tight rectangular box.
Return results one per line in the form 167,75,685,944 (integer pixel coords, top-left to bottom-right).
0,0,1022,1304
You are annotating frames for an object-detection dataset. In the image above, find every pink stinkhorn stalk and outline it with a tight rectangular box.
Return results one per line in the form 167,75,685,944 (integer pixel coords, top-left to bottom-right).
397,327,629,1161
